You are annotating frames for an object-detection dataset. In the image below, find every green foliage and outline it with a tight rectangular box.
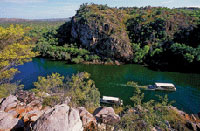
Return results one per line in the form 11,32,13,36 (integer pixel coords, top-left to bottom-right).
2,5,200,71
127,81,138,87
117,87,181,130
71,56,84,64
0,25,39,84
33,73,64,94
67,72,100,108
169,43,198,63
132,43,149,63
42,95,62,107
0,25,38,98
130,87,144,106
0,83,20,98
32,72,100,109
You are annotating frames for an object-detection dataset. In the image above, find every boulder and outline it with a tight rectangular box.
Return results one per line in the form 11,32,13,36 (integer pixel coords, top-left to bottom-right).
0,111,19,130
0,95,17,111
32,104,83,131
23,110,44,122
93,107,120,125
77,107,96,128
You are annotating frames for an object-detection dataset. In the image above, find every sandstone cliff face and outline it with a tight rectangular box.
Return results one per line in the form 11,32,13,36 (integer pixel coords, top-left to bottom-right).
71,5,133,61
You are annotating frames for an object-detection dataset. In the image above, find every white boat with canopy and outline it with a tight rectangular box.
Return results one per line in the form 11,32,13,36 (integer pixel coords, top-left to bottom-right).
148,82,176,91
100,96,123,106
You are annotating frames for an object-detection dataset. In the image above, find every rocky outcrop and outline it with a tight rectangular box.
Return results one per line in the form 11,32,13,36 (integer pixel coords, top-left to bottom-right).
0,111,20,130
0,91,44,130
169,106,200,131
77,107,97,127
93,107,120,125
71,5,133,61
78,107,97,129
33,104,83,131
0,95,18,111
186,120,200,131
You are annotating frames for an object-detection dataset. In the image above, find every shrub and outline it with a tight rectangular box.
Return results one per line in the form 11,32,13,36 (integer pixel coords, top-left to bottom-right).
42,95,62,107
33,73,64,94
66,72,100,108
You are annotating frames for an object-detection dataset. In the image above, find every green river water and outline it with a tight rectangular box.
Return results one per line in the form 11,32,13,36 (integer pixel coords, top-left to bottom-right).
13,58,200,114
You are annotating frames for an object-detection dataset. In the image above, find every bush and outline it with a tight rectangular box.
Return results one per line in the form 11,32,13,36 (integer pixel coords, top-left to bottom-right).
33,73,64,94
117,87,179,130
66,72,100,108
42,95,62,107
0,83,22,98
71,56,84,64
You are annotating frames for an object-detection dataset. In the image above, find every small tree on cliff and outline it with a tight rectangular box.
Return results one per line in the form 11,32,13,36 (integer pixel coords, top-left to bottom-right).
67,72,100,108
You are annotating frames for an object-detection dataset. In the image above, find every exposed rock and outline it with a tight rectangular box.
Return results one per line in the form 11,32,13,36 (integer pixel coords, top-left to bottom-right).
26,100,43,111
197,124,200,131
78,107,97,128
0,111,19,130
0,98,3,103
192,114,197,121
0,95,17,111
16,90,38,104
23,110,44,122
71,6,133,61
151,126,162,131
97,123,114,131
114,60,120,65
32,104,83,131
93,107,120,125
186,120,197,131
94,107,115,116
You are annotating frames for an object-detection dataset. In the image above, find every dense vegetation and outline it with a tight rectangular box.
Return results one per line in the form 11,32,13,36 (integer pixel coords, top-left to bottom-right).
31,72,100,110
124,6,200,71
1,5,199,71
116,87,188,130
70,4,200,71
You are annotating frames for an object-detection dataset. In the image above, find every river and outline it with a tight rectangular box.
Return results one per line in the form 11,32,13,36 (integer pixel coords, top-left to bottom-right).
13,58,200,114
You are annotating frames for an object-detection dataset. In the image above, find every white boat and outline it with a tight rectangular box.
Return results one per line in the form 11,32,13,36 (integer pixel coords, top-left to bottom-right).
100,96,123,106
148,83,176,91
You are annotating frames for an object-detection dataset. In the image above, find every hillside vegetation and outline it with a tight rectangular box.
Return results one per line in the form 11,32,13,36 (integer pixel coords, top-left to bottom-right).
30,4,200,71
2,4,199,71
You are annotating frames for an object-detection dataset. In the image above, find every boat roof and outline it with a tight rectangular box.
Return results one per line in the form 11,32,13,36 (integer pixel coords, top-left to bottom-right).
102,96,120,101
155,83,175,87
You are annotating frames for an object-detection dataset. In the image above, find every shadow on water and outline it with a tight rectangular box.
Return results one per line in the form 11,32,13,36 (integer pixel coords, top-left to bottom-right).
13,58,200,114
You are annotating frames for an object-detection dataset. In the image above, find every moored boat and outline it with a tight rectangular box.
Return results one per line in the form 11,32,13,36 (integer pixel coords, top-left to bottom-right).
100,96,123,106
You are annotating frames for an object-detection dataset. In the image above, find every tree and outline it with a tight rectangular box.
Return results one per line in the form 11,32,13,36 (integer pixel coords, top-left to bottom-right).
67,72,100,108
132,43,149,63
0,25,38,84
0,25,38,98
130,87,144,107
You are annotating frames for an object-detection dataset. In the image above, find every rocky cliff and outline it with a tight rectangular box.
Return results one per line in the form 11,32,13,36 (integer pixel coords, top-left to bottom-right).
71,4,133,61
0,91,120,131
